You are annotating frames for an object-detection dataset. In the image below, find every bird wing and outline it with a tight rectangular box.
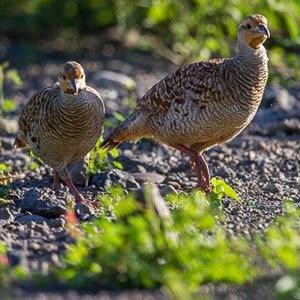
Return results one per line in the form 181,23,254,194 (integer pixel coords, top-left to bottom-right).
135,58,227,116
15,84,59,147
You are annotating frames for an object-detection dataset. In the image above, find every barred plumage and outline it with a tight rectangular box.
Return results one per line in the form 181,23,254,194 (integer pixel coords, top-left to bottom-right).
14,61,105,205
101,15,270,192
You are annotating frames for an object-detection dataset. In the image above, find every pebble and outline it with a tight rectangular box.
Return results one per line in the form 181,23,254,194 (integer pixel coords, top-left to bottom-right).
49,217,66,228
19,188,66,218
0,208,14,222
264,183,281,193
92,169,140,191
214,166,236,178
160,185,178,197
68,156,89,187
94,70,136,90
75,202,96,221
16,214,49,224
132,172,166,184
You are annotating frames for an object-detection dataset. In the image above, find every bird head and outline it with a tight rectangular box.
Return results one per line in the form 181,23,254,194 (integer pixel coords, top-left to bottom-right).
238,14,270,49
59,61,86,95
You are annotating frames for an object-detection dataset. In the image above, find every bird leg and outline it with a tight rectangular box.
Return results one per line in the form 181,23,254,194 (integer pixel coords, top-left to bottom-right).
172,144,211,193
53,171,60,191
63,177,99,208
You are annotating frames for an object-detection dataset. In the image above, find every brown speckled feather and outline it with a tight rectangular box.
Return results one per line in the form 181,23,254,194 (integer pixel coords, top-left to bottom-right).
101,15,269,155
15,75,105,180
136,59,226,116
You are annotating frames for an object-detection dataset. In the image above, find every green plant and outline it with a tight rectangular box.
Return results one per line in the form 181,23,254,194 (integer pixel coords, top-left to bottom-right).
88,134,123,175
0,242,9,284
255,201,300,300
55,184,254,298
0,61,22,116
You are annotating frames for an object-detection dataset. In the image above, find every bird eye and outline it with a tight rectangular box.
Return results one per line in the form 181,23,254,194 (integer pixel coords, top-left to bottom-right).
246,23,251,29
63,75,67,80
81,74,84,79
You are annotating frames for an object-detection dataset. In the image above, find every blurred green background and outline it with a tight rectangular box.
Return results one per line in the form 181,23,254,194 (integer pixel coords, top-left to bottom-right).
0,0,299,86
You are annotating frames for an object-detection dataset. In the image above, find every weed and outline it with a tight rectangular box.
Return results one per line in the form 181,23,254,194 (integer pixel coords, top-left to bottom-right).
88,133,123,175
55,184,254,298
0,61,22,116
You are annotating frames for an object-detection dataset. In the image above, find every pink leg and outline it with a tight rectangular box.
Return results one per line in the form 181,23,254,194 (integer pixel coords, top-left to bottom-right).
63,178,99,207
172,144,211,193
53,171,60,191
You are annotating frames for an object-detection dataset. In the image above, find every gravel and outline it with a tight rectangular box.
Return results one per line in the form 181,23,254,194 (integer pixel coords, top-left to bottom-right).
0,46,299,299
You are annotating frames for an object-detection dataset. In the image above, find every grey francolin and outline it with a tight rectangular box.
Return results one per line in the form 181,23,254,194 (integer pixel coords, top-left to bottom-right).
101,15,270,192
14,61,105,205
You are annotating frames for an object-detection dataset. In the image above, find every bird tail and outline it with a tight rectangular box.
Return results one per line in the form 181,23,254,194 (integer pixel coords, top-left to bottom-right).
100,113,143,151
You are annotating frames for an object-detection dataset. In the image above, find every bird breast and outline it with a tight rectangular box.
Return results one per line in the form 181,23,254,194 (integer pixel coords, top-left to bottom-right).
29,88,104,167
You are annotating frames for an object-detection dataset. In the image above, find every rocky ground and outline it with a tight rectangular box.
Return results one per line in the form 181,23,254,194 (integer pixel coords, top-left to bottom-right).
0,45,299,299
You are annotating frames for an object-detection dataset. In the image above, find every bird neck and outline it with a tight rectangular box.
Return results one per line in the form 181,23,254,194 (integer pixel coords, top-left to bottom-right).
235,40,268,67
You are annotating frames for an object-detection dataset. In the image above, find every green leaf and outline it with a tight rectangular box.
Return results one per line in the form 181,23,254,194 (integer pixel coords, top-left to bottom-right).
2,99,16,112
112,111,125,122
211,178,240,204
113,161,123,170
109,148,119,158
6,69,22,86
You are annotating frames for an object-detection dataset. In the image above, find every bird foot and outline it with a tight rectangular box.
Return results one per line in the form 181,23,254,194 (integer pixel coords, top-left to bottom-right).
63,177,100,208
74,193,100,208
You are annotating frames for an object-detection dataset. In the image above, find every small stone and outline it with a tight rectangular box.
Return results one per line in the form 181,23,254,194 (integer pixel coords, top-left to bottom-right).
50,253,60,266
264,183,281,193
214,166,236,178
132,172,166,184
282,118,300,134
19,188,66,218
0,137,14,150
68,155,89,187
92,169,140,191
166,181,181,190
16,214,49,224
49,217,66,228
0,208,14,222
94,70,136,90
75,202,96,221
160,185,178,197
29,242,41,251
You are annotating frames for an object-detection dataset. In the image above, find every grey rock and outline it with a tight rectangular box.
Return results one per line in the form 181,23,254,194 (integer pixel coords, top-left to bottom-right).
214,166,236,178
49,217,66,228
264,183,281,193
262,86,298,112
68,155,89,187
132,172,166,184
19,188,66,218
16,214,49,224
0,137,14,150
75,202,96,221
0,208,14,222
282,118,300,134
92,169,140,191
94,70,136,90
160,185,178,197
166,181,181,190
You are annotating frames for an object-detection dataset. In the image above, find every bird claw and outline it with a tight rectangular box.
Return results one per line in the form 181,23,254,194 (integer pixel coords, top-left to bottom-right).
75,194,100,208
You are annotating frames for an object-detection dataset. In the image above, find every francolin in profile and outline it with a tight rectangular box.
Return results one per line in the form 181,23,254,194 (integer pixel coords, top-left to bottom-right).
14,61,105,205
101,15,270,192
